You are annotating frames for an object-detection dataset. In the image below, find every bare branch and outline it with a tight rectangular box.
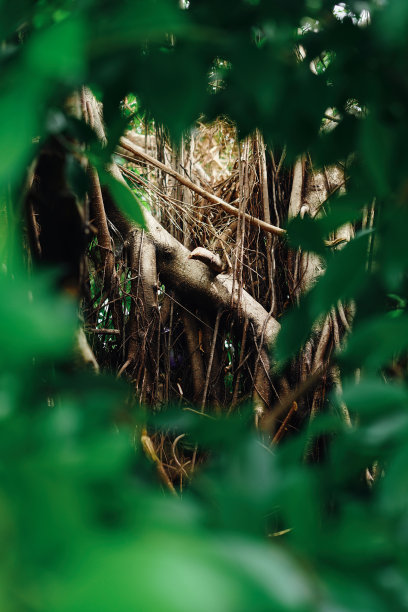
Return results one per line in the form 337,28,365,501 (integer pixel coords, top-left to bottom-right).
118,136,286,237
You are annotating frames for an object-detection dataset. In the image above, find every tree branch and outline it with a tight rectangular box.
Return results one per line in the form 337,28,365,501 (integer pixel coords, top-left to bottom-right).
102,166,280,367
141,207,280,346
118,136,286,237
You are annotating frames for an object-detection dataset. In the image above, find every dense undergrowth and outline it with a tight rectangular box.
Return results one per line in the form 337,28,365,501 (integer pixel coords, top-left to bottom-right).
2,1,408,610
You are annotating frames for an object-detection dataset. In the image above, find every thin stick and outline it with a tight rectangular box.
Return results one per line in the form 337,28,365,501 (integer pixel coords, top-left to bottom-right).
230,317,249,410
141,429,177,496
201,309,222,411
272,401,298,444
261,366,326,434
88,328,120,335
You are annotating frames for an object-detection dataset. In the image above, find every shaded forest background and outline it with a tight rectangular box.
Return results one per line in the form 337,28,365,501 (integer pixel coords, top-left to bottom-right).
2,1,408,611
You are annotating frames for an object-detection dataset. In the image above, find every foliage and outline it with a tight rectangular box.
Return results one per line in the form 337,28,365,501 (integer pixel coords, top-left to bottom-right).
1,1,408,611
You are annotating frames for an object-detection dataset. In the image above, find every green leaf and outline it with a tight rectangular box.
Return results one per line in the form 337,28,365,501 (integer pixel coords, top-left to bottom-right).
100,169,146,228
341,379,408,418
286,215,326,254
27,17,85,82
341,314,408,371
0,271,76,366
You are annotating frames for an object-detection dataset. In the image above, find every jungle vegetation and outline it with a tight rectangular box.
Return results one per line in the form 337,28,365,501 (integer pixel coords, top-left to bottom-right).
1,1,408,611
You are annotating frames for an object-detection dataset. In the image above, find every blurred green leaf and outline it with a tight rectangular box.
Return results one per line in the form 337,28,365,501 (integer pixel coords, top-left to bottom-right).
27,17,85,82
0,271,76,365
286,215,326,254
341,314,408,371
101,169,146,228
